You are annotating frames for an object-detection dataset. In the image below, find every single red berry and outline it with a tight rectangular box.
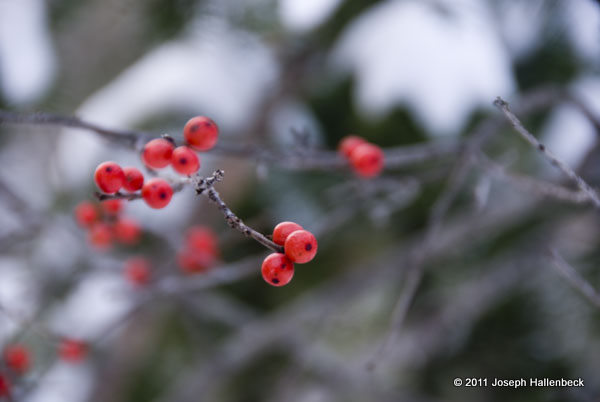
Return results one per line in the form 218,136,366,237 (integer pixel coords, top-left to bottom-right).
124,257,151,286
349,143,384,178
94,161,125,194
101,199,123,216
59,339,87,363
113,218,141,245
87,223,113,250
141,178,173,209
177,249,216,274
185,226,219,257
122,167,144,192
284,229,318,263
0,374,10,396
272,221,304,246
338,135,367,159
261,253,294,287
3,344,30,374
74,201,98,228
171,146,200,175
183,116,219,151
142,138,174,169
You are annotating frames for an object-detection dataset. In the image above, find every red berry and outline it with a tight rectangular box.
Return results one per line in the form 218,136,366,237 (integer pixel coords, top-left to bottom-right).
349,143,384,178
122,167,144,192
261,253,294,287
171,146,200,175
4,344,30,374
113,218,141,245
74,201,98,228
141,178,173,209
59,339,87,363
272,221,303,246
185,226,219,257
124,257,151,286
183,116,219,151
177,249,216,274
142,138,174,169
338,135,367,159
88,223,113,250
284,229,318,263
94,161,125,194
101,199,123,216
0,374,10,396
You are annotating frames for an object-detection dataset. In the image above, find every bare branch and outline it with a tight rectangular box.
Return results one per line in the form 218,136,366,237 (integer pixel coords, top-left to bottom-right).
194,170,284,253
493,96,600,208
0,109,151,148
548,250,600,309
478,153,591,205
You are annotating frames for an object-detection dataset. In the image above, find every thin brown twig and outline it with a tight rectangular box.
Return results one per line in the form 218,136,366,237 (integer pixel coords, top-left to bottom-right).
493,96,600,208
194,170,284,253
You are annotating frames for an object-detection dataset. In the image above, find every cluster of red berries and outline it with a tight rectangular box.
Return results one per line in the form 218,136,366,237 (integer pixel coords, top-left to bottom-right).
338,135,385,178
0,340,88,396
261,222,318,287
75,199,141,250
177,226,220,274
121,225,220,288
94,116,219,209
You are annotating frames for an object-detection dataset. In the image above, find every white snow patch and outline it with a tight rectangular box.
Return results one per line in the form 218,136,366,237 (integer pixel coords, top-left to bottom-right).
332,0,515,135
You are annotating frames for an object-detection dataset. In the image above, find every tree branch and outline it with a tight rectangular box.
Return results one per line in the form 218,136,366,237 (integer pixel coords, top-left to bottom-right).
548,249,600,309
493,96,600,208
194,170,284,253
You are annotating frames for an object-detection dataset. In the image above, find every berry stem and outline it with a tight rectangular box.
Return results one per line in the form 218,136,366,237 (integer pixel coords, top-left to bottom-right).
95,181,186,201
195,170,284,254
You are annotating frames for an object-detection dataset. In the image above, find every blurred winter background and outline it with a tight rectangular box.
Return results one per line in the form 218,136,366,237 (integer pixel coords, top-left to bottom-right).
0,0,600,401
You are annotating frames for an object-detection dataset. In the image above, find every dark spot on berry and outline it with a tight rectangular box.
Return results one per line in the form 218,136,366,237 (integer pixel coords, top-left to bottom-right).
179,158,187,164
106,167,112,172
305,243,312,251
191,124,199,132
272,278,280,284
204,121,211,127
280,263,287,269
159,192,166,199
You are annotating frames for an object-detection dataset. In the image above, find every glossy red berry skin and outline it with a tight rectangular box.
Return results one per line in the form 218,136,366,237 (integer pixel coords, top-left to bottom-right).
272,221,303,246
59,339,87,363
338,135,367,159
183,116,219,151
122,167,144,192
142,138,174,169
0,374,10,396
94,161,125,194
101,199,123,216
141,178,173,209
74,202,98,228
284,229,318,263
114,218,141,245
261,253,294,287
171,146,200,175
349,143,384,178
124,257,151,286
4,344,30,374
88,223,113,250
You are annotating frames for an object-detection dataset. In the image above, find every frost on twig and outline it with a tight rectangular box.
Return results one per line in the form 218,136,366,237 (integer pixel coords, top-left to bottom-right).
493,96,600,209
